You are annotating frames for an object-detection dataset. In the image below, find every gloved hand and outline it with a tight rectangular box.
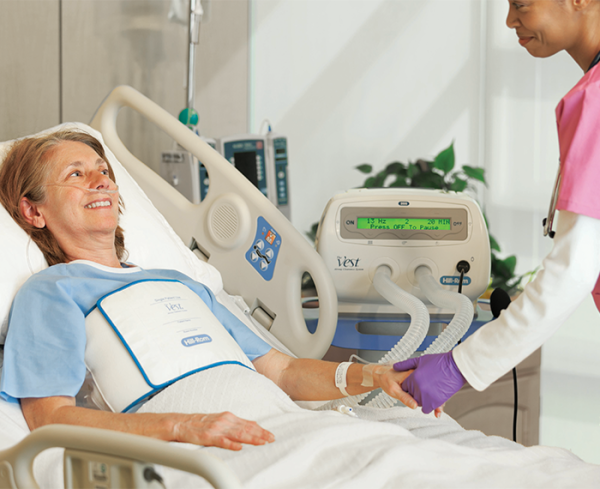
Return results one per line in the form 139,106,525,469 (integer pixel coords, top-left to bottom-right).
393,351,467,414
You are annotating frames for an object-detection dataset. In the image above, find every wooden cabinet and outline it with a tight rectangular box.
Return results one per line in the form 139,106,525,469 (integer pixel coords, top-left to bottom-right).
444,349,541,446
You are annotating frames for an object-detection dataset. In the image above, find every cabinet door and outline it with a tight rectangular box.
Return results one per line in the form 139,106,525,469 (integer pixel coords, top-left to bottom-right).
445,350,541,446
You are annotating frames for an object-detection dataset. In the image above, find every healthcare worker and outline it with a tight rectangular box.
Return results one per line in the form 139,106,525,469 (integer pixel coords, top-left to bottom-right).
394,0,600,414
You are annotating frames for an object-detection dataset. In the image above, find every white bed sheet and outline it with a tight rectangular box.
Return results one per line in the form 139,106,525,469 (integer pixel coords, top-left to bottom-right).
3,365,598,489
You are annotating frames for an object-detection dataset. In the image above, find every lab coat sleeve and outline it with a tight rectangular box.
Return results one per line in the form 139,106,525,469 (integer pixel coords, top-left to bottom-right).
453,210,600,391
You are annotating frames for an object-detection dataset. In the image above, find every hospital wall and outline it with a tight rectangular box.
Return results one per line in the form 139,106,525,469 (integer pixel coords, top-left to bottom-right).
0,0,247,171
249,0,600,463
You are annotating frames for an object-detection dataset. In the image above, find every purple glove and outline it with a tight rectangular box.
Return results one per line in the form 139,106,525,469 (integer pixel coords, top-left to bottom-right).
393,351,467,414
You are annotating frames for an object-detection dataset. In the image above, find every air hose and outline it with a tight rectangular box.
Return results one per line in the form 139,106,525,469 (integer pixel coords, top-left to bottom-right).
366,265,474,408
316,265,430,411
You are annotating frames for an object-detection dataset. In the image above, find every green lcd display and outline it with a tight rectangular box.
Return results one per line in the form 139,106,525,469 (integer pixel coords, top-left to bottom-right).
356,217,451,231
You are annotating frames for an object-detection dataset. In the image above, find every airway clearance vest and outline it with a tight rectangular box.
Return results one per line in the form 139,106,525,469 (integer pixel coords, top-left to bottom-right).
84,279,255,412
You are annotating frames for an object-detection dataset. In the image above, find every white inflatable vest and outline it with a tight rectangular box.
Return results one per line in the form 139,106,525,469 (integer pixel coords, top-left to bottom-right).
84,280,255,412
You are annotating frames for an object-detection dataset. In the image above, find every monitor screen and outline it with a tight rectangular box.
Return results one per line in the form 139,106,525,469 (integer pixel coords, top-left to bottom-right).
234,151,259,187
356,217,451,231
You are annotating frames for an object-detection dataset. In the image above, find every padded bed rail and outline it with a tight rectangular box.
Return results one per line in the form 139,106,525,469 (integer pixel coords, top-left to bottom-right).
0,424,240,489
89,85,337,359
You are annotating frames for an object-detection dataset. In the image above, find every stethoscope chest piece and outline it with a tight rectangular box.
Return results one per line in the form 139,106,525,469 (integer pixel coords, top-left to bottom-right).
543,165,561,239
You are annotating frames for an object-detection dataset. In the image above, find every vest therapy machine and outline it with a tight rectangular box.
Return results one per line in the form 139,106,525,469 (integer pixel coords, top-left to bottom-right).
315,188,490,408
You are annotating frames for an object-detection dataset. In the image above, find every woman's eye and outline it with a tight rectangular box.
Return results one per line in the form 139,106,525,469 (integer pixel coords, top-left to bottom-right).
101,169,110,176
69,171,81,177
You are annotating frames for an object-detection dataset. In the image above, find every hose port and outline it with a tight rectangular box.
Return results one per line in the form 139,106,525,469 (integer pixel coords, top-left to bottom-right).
456,260,470,274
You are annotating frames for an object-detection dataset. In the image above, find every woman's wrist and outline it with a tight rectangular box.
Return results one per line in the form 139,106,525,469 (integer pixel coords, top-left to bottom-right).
340,363,392,395
369,364,392,389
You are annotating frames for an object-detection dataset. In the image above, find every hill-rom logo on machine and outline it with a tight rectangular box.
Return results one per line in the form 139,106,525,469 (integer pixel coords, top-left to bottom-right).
335,256,364,271
440,276,471,286
181,334,212,347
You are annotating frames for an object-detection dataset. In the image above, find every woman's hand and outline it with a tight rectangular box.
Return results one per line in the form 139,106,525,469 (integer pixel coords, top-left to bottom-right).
393,352,466,415
376,366,445,418
375,366,415,407
172,411,275,451
21,397,275,451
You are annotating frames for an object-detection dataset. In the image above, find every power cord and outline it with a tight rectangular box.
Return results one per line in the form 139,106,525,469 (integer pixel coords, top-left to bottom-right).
455,260,471,345
512,367,518,442
489,287,518,443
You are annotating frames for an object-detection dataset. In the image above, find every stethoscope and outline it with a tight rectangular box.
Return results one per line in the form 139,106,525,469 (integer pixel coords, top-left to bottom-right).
543,50,600,240
542,167,561,239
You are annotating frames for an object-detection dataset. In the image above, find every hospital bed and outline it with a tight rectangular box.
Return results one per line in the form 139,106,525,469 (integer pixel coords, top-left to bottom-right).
1,86,599,488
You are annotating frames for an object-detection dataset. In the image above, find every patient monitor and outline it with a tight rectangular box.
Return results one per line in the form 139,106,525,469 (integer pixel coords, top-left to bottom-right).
160,136,217,204
219,133,291,219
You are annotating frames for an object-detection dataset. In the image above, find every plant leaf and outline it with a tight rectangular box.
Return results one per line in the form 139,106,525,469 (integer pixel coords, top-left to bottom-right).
305,222,319,242
450,177,468,192
462,165,486,184
433,142,455,174
389,176,409,187
373,169,388,187
355,164,373,174
503,255,517,275
385,161,406,175
407,162,419,179
363,176,376,188
411,171,446,189
489,235,501,252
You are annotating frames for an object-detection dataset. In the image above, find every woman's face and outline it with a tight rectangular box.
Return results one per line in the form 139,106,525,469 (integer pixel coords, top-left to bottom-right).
30,140,120,243
506,0,579,58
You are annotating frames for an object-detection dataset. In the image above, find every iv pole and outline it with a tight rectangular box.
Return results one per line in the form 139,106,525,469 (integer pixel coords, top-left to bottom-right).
180,0,203,127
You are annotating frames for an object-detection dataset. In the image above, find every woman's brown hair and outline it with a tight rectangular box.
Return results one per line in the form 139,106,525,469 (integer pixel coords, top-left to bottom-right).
0,130,127,266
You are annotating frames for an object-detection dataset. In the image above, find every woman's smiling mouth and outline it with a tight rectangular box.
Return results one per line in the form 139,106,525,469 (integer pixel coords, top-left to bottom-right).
85,200,112,209
518,36,533,46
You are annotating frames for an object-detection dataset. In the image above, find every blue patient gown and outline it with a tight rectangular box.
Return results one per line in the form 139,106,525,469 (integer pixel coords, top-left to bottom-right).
0,260,271,403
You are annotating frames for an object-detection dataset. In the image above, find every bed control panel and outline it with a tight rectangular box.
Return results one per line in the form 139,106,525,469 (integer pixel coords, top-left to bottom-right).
246,217,282,281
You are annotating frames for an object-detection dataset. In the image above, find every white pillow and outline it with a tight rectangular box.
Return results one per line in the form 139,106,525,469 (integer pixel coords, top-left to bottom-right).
0,122,223,343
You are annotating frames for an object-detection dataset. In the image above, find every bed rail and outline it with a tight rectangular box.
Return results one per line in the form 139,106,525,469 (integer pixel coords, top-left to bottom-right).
89,85,337,359
0,424,239,489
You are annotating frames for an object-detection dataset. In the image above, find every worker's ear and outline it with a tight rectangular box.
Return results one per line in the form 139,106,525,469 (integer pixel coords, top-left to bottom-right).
19,198,46,229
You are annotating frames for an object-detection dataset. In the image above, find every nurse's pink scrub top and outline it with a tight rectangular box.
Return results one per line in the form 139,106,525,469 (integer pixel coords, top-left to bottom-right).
555,63,600,311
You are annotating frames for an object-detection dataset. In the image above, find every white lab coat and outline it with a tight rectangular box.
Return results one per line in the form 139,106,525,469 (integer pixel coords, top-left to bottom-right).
453,211,600,391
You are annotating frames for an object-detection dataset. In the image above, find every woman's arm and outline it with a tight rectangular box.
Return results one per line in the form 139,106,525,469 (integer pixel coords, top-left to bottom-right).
253,349,418,408
454,210,600,391
20,396,274,451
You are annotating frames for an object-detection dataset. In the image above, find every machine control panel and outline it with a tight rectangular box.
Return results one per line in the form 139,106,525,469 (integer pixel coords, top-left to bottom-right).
245,216,282,281
340,206,468,241
272,137,289,206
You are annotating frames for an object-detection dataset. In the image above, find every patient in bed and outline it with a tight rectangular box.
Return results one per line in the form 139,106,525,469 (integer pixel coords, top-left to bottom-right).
0,130,424,451
3,129,600,487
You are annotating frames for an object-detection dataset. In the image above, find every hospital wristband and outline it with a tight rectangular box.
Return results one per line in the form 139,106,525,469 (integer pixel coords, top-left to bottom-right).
335,362,353,397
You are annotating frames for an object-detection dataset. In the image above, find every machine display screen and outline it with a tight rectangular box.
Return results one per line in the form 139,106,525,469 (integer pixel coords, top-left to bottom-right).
234,151,259,187
356,217,451,231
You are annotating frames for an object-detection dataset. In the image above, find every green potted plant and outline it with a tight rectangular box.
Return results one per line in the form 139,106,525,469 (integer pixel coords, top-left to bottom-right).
306,142,532,296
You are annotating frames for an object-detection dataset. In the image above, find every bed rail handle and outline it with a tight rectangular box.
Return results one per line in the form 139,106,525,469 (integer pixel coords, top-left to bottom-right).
0,424,240,489
89,85,338,359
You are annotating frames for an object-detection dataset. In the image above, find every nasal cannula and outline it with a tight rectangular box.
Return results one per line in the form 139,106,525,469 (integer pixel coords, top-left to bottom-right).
43,184,119,194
